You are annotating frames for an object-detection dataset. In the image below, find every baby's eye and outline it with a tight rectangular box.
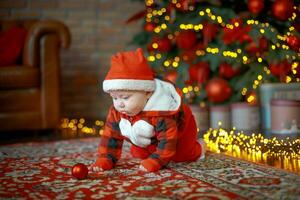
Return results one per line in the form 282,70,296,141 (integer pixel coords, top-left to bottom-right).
122,96,129,100
112,97,118,100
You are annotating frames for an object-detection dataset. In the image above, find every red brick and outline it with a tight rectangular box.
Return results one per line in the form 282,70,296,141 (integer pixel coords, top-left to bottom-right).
30,0,58,8
0,10,10,18
0,0,27,8
12,10,41,18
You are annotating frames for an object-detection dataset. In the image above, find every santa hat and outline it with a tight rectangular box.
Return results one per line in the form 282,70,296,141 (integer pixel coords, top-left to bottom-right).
103,48,155,92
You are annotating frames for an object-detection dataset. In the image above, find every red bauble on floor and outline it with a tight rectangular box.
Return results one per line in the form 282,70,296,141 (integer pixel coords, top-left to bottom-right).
72,163,89,180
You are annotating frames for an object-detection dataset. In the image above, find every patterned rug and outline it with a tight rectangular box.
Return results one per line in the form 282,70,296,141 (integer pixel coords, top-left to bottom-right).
0,137,299,199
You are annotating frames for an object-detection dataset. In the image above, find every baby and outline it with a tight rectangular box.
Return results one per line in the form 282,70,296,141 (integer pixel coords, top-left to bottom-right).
91,48,205,172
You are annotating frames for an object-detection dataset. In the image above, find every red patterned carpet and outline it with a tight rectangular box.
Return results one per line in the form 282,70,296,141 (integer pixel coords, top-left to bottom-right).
0,137,299,199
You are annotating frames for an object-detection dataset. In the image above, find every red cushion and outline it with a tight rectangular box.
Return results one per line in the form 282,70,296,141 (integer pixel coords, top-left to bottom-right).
0,27,27,66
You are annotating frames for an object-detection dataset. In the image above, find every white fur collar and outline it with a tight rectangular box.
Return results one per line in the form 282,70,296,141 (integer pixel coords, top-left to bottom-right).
143,79,181,112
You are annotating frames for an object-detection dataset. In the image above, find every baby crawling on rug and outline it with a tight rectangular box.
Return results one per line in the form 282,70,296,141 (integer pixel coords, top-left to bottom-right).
91,48,205,172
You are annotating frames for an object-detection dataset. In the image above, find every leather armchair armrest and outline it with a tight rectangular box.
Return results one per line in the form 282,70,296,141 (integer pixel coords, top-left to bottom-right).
23,20,71,67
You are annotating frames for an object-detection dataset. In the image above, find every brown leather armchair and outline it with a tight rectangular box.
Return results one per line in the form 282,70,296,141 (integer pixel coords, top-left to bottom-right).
0,19,71,131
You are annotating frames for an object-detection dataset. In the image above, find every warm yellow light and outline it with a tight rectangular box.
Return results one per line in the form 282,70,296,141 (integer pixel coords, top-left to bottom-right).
241,88,247,95
79,118,85,124
172,62,179,67
154,27,161,33
164,61,170,67
199,11,205,16
196,50,205,56
148,55,155,62
258,75,263,80
182,87,188,93
217,16,222,23
286,76,292,83
152,43,158,49
247,95,255,103
260,29,265,34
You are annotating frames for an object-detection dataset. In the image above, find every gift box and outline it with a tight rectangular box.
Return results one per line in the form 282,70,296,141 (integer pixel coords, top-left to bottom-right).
259,83,300,131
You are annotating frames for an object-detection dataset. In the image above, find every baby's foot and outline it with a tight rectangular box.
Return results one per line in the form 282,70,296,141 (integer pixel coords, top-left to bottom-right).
198,138,206,160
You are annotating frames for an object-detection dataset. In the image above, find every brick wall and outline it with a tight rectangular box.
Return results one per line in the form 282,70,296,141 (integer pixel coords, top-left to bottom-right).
0,0,144,120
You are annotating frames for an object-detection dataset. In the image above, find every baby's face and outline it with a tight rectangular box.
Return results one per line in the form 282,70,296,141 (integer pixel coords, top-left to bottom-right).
109,90,152,116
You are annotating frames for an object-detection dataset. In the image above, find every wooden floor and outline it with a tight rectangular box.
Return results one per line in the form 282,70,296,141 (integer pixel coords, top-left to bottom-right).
1,129,299,175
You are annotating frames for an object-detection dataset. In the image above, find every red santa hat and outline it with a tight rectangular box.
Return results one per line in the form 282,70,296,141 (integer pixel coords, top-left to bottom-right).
103,48,155,92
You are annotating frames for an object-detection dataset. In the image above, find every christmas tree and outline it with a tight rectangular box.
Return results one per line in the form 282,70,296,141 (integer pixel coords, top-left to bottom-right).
128,0,299,106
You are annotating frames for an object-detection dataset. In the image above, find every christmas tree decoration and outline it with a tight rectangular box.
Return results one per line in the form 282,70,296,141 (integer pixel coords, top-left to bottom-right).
129,0,299,106
144,22,156,32
173,0,196,12
189,61,210,84
71,163,89,180
176,30,197,49
245,90,258,104
271,0,294,21
246,37,268,55
164,70,177,84
148,37,172,52
286,35,300,51
219,63,240,79
156,37,172,52
248,0,265,15
269,60,292,82
205,78,232,103
202,22,219,45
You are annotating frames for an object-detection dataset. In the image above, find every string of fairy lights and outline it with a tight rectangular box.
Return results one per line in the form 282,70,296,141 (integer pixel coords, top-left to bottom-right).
60,118,300,161
144,2,299,101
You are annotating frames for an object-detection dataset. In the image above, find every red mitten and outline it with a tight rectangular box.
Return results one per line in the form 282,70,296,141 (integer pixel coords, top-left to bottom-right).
141,158,162,172
92,157,113,170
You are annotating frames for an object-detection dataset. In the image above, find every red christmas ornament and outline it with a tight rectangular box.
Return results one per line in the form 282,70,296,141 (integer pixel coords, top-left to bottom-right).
286,35,300,51
176,30,197,49
269,60,292,82
248,0,264,15
144,22,156,32
148,37,172,52
205,78,232,103
156,37,172,52
180,42,205,63
202,22,219,46
272,0,294,21
189,62,210,84
219,63,240,79
164,71,177,84
246,37,268,55
222,18,252,45
72,163,89,180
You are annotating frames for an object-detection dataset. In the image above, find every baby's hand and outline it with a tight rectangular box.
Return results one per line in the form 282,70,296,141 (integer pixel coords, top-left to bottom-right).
89,165,104,172
90,157,113,171
139,165,148,172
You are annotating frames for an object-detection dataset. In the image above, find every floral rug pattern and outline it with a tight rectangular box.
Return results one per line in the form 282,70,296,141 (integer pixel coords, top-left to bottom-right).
0,137,299,199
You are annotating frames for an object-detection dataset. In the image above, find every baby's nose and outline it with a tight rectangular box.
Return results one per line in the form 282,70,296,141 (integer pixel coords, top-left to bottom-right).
118,101,125,108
